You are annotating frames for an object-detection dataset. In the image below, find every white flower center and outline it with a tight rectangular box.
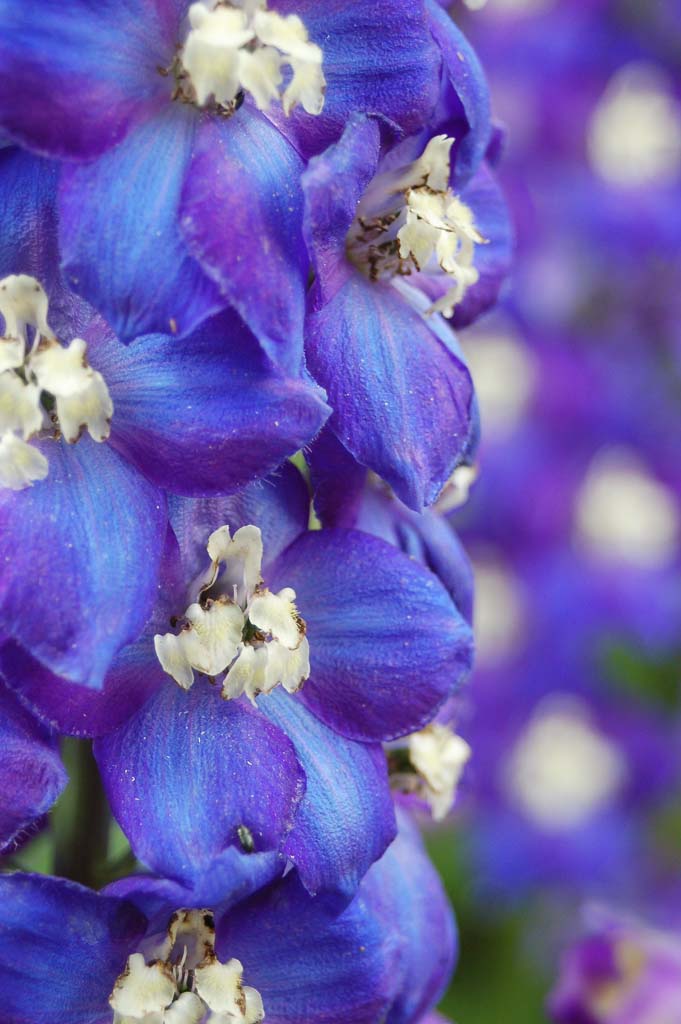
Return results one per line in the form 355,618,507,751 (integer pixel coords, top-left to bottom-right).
346,135,486,317
574,447,680,569
473,558,527,667
588,63,681,188
155,524,309,702
0,274,113,490
110,909,264,1024
400,724,471,821
505,696,627,831
176,0,325,115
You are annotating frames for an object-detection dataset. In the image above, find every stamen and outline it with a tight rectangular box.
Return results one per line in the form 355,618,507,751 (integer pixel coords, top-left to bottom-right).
155,524,309,702
110,909,264,1024
346,135,487,316
390,724,471,821
0,274,114,490
176,0,325,116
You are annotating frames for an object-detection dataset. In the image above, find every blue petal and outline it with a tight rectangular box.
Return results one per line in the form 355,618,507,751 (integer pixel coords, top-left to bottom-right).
59,105,224,345
426,0,491,188
451,162,514,329
267,0,441,158
168,461,310,583
0,682,66,851
269,529,474,741
258,688,396,907
0,0,176,159
217,873,396,1024
302,113,382,306
0,873,146,1024
0,148,60,292
364,811,458,1024
308,426,368,529
105,852,284,922
179,109,309,374
0,438,166,689
305,271,476,510
356,486,474,623
87,310,329,496
94,679,305,889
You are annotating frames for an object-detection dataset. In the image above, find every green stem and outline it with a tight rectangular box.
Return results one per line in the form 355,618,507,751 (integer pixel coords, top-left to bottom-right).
53,738,111,889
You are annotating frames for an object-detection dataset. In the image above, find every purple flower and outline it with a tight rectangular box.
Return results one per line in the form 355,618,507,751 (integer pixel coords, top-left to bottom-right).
548,905,681,1023
0,0,447,370
1,465,473,905
0,148,328,690
0,807,455,1024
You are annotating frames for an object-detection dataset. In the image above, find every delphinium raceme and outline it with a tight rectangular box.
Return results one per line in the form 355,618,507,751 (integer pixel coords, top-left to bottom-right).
0,2,511,1021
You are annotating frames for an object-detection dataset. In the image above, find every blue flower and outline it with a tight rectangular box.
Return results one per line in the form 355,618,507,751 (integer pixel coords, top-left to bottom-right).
1,464,473,905
0,809,455,1024
0,0,446,373
0,148,329,690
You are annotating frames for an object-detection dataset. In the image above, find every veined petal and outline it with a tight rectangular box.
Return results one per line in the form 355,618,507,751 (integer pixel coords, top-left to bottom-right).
88,310,329,497
179,108,308,375
0,0,176,160
268,529,474,741
0,873,146,1024
94,679,305,888
426,0,491,188
302,114,382,307
305,270,475,510
59,105,224,345
259,688,396,907
216,872,396,1024
0,438,166,689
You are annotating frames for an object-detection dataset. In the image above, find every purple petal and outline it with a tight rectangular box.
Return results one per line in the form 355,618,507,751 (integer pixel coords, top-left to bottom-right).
180,109,308,374
168,461,310,584
94,679,305,888
0,0,176,159
302,114,382,306
0,682,66,851
269,529,474,741
87,310,329,496
0,873,146,1024
59,106,224,345
364,811,458,1024
259,688,396,906
305,271,476,510
308,426,368,529
217,873,396,1024
0,438,166,689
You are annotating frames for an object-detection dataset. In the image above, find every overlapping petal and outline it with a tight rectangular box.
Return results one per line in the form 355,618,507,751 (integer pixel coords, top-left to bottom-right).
268,528,474,741
94,679,305,889
180,110,310,374
59,106,224,344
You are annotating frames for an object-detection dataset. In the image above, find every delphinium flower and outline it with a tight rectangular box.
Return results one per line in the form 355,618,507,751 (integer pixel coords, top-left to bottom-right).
0,0,455,364
1,463,474,905
0,807,456,1024
548,905,681,1023
0,0,512,513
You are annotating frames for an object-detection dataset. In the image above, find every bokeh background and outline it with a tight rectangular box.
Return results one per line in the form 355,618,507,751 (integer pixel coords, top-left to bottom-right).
429,0,681,1019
